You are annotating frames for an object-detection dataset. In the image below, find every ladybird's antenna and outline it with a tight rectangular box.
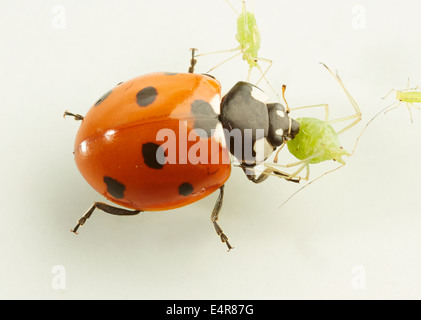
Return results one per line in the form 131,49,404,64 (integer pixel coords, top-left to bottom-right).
281,84,291,114
279,164,345,208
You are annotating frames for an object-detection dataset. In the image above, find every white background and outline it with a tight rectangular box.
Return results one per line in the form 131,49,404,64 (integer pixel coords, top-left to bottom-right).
1,0,420,299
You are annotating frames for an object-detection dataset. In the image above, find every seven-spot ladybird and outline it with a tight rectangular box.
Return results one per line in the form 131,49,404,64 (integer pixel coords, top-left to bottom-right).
65,54,300,250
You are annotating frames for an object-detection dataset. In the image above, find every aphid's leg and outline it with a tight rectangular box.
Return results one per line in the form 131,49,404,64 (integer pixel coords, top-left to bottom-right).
194,46,242,73
194,46,241,58
383,101,400,115
63,110,84,121
270,157,314,181
288,163,310,180
290,104,330,122
210,185,233,251
206,51,243,74
252,57,283,103
254,57,272,86
247,65,252,82
331,114,362,135
412,103,421,111
406,102,414,123
321,64,362,134
71,202,141,234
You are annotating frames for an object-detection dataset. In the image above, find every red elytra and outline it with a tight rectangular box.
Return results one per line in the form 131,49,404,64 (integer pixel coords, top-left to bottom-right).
73,72,231,212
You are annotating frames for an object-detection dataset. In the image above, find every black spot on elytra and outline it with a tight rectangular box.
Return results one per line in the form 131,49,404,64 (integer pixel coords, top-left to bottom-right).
142,142,165,169
179,182,193,196
95,89,112,106
191,99,219,138
103,176,125,199
136,86,157,107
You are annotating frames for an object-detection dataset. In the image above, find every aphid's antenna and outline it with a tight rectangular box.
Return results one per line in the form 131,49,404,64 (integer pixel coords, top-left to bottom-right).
279,164,346,208
225,0,240,15
382,88,395,100
350,103,394,155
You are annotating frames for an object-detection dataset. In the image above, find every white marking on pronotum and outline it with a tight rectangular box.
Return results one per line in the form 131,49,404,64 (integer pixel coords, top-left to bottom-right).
253,137,273,163
275,128,284,136
276,109,285,118
209,94,221,115
250,85,269,103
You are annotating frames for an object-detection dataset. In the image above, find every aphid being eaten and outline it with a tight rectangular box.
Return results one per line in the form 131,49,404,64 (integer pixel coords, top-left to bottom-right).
270,64,362,183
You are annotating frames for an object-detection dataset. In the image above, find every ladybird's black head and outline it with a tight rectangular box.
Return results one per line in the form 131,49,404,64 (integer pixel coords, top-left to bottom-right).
219,81,299,167
267,103,300,146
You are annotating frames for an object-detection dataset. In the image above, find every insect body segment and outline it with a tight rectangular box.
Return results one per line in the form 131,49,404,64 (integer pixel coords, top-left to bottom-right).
396,90,421,103
220,81,300,183
272,64,361,181
66,64,301,250
195,0,276,98
236,2,261,71
287,117,349,165
383,82,421,123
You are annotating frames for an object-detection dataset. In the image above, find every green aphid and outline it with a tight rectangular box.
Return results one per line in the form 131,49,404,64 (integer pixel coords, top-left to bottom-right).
235,2,261,71
287,117,350,165
271,64,361,181
383,80,421,123
196,1,274,90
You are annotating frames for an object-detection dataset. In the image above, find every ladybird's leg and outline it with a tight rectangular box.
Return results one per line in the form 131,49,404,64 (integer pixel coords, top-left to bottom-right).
71,202,141,234
241,164,300,183
188,48,198,73
273,141,287,163
63,110,84,121
210,185,233,251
